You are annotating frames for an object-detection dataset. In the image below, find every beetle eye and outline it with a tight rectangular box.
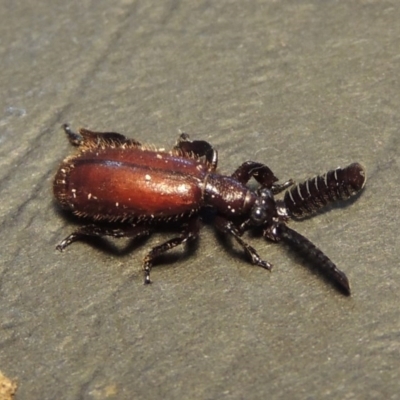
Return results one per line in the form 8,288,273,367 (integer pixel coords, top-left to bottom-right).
251,207,267,225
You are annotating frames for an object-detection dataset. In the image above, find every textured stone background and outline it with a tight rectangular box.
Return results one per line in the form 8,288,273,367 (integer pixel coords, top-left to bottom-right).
1,1,399,399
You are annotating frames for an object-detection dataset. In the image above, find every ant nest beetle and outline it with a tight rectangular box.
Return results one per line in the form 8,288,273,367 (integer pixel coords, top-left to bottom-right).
54,124,366,295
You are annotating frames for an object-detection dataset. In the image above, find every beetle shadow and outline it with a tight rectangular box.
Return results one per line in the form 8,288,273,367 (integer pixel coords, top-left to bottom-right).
86,232,199,271
55,208,199,267
145,235,199,273
54,209,149,256
73,233,151,256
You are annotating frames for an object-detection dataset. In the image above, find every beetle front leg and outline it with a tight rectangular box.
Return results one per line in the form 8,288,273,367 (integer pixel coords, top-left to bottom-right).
174,133,218,171
271,180,295,195
231,161,293,193
143,217,200,284
56,224,152,251
214,216,273,270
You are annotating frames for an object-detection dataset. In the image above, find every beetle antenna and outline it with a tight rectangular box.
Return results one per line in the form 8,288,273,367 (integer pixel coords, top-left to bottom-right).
277,224,351,295
284,163,366,219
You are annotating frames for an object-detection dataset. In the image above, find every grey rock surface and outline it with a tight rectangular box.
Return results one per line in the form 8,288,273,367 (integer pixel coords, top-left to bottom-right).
1,1,399,399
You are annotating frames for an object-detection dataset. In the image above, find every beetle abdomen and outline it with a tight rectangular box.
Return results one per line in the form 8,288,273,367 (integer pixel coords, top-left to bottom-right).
54,147,208,221
284,163,366,218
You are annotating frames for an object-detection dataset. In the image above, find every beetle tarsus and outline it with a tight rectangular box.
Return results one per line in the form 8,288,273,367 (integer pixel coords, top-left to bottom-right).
144,270,152,284
63,123,83,146
56,236,74,251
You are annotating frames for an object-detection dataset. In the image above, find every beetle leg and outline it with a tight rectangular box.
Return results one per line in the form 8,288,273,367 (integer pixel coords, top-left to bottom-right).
62,124,83,146
143,217,200,284
271,179,295,195
174,133,218,171
232,161,278,187
56,224,152,251
231,161,294,192
62,124,141,147
214,216,273,270
232,161,277,187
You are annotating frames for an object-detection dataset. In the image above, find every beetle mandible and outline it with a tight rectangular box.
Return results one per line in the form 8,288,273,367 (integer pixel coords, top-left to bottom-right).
54,124,366,294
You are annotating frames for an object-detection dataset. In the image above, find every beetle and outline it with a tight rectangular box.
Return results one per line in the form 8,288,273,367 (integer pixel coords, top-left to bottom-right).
54,124,366,294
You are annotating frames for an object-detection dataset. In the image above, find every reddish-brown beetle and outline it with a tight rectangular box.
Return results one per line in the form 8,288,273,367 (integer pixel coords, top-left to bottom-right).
54,124,366,294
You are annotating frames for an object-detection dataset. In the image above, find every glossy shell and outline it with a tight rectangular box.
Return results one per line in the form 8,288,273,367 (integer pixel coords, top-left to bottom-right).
54,146,208,222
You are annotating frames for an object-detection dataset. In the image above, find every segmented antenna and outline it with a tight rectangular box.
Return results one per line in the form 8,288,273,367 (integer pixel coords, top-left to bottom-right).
277,224,351,295
284,163,366,218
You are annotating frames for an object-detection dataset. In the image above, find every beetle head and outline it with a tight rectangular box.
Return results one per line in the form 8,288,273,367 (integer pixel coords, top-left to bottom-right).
249,188,276,227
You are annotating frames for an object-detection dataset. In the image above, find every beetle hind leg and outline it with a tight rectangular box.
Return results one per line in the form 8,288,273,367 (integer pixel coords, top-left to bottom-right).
174,133,218,171
62,123,83,146
62,123,141,147
143,217,200,284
